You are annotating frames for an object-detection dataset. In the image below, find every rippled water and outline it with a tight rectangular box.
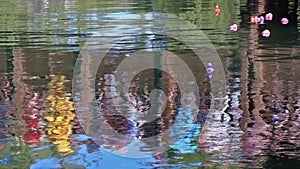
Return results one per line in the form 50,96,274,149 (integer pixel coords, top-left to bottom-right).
0,0,299,168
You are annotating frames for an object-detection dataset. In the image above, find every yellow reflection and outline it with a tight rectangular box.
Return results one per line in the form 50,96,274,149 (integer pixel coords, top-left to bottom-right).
45,75,75,155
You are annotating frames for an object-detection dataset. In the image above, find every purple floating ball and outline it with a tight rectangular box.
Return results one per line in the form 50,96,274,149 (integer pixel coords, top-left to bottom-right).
206,63,215,79
259,16,264,24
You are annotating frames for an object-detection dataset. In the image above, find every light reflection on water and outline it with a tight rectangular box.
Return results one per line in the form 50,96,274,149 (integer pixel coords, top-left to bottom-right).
0,0,299,168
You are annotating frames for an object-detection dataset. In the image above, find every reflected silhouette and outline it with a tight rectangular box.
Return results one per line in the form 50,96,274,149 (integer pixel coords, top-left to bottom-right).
95,46,211,157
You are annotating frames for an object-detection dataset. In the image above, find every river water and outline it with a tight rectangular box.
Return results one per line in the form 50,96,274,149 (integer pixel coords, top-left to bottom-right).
0,0,299,168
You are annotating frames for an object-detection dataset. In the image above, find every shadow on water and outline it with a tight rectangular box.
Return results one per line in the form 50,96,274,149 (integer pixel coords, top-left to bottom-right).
0,0,299,168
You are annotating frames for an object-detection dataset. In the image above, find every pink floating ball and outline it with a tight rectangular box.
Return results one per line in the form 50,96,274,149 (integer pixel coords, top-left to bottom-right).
230,24,238,31
265,13,273,21
281,18,289,25
262,29,271,37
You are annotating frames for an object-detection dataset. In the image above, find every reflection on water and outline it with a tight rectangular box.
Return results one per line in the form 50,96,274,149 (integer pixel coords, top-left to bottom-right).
0,0,299,168
45,75,75,155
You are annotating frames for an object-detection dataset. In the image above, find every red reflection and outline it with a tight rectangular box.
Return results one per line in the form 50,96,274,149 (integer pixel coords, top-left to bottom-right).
23,132,40,145
21,91,43,146
215,5,220,16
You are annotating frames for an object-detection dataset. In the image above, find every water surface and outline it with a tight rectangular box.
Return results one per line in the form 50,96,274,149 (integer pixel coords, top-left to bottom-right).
0,0,299,168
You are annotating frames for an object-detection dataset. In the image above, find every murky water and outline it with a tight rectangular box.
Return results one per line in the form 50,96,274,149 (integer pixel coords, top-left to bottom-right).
0,0,299,168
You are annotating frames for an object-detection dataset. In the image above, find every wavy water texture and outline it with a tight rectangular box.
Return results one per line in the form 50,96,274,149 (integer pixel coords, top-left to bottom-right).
0,0,299,168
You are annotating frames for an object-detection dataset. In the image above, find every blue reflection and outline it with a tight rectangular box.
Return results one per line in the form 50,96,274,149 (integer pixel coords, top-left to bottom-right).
31,158,62,169
99,148,157,169
169,107,201,153
30,134,160,169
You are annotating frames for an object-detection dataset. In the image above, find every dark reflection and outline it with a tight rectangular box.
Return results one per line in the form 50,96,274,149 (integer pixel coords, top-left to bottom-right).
266,0,298,22
138,117,163,138
240,0,300,168
103,114,135,135
263,155,300,169
0,73,16,141
129,69,181,138
95,35,211,156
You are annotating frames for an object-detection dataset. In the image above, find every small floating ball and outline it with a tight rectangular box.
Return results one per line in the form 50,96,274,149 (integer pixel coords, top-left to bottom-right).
258,16,264,24
250,16,257,23
265,13,273,21
262,29,271,37
281,18,289,25
229,24,238,31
